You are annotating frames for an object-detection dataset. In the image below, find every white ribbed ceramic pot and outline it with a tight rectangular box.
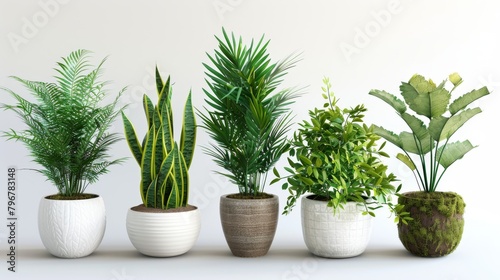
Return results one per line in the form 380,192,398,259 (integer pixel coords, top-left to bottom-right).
38,194,106,258
301,195,373,258
126,205,201,257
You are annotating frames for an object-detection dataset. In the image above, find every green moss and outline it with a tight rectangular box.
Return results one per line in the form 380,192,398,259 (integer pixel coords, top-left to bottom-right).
397,191,465,257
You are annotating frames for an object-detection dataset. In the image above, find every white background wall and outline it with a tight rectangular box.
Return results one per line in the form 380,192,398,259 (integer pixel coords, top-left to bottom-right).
0,0,499,279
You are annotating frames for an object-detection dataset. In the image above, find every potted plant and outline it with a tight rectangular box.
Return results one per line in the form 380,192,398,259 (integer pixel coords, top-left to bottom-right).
272,77,406,258
199,28,300,257
369,73,490,257
1,49,124,258
122,66,200,257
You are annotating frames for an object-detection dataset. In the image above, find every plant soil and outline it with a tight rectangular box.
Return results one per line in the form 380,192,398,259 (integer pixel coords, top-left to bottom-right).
226,193,274,199
131,204,198,213
45,193,99,200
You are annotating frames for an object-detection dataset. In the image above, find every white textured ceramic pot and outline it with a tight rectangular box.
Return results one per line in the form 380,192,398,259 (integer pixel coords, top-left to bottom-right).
38,194,106,258
301,195,373,258
126,205,201,257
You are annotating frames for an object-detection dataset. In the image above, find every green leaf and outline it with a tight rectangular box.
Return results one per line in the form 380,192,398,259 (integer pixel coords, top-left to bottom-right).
439,108,481,141
438,140,475,169
400,131,432,155
401,113,429,141
449,86,489,115
273,167,280,178
140,125,155,203
180,91,196,168
143,94,155,128
122,112,142,165
396,153,416,170
372,125,402,149
368,89,406,114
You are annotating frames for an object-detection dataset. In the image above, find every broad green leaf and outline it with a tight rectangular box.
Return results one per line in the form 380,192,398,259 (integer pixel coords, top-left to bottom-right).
368,89,406,114
437,140,475,169
396,153,416,171
439,108,481,140
180,91,197,168
429,88,451,117
372,125,402,149
428,115,449,142
122,112,142,165
401,113,429,140
408,74,436,94
449,86,489,115
400,131,432,155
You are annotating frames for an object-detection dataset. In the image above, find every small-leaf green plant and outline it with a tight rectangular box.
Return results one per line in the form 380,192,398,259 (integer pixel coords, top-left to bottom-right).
199,28,300,198
369,73,490,193
122,67,196,209
1,49,125,198
273,78,408,222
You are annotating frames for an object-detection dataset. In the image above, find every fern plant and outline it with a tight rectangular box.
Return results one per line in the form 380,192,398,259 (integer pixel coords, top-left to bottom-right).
122,67,196,209
369,73,490,192
199,28,300,197
1,49,125,198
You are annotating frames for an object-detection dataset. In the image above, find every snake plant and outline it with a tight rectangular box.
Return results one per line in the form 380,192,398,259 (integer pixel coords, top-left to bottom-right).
122,67,196,209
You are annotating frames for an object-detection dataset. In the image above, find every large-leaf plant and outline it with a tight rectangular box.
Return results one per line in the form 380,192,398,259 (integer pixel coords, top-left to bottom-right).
199,28,300,197
1,49,124,198
122,67,196,209
369,73,490,192
273,78,406,220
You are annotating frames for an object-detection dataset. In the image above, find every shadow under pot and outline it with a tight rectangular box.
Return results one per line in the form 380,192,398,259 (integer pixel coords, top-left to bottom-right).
220,193,279,257
126,204,201,257
38,194,106,258
397,191,465,257
301,195,373,258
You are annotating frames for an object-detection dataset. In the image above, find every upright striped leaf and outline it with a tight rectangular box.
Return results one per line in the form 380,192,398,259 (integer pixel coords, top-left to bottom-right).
180,91,196,168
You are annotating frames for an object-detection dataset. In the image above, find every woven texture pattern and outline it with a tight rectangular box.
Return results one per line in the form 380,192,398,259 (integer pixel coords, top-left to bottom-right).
38,195,106,258
301,196,372,258
220,194,279,257
126,207,200,257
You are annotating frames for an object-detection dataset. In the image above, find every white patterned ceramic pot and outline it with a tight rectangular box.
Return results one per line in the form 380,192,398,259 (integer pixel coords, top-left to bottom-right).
126,205,201,257
301,195,373,258
38,194,106,258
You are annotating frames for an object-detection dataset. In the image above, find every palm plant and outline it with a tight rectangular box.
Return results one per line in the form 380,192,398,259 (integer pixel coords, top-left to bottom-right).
1,49,125,198
122,67,196,209
199,28,300,197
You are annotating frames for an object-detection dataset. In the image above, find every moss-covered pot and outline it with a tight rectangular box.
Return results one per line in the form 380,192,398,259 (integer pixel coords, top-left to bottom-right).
397,191,465,257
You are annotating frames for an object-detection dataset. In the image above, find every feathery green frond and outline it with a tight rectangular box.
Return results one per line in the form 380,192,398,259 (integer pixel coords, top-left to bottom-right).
1,49,125,197
199,28,300,196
